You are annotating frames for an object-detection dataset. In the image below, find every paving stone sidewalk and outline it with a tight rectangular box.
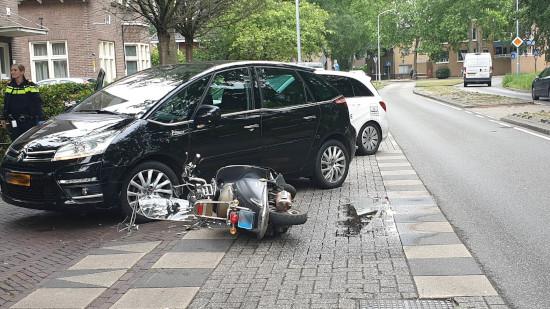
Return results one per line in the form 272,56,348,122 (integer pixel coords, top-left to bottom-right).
7,135,509,308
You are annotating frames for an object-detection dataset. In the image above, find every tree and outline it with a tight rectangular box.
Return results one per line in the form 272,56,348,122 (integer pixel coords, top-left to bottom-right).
173,0,242,62
522,0,550,61
119,0,180,64
199,0,329,61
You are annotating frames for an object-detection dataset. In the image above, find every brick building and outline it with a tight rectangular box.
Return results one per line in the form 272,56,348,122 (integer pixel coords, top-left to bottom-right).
11,0,151,83
0,0,47,79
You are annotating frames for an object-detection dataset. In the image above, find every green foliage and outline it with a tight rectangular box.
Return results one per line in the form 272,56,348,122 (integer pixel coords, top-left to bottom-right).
0,82,94,148
151,47,186,66
502,72,539,90
200,0,328,62
352,64,369,74
436,67,451,79
522,0,550,61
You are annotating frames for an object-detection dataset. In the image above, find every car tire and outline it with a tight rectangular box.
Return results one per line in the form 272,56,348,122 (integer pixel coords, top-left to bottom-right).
464,82,468,87
357,122,382,156
312,139,350,189
269,209,307,226
488,82,492,87
532,87,539,100
120,161,179,223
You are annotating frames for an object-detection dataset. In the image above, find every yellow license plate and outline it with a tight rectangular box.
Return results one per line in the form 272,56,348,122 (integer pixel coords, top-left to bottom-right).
6,172,31,187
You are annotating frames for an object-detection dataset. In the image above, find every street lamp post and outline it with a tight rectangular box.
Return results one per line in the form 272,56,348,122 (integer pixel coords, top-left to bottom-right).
296,0,302,63
516,0,519,75
377,9,396,81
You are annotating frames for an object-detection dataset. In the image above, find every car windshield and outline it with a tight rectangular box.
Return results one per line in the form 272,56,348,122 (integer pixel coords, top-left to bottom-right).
72,63,218,116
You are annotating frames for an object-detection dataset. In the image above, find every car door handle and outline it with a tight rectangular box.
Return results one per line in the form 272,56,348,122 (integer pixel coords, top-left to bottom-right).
303,115,317,120
171,129,186,137
243,124,260,131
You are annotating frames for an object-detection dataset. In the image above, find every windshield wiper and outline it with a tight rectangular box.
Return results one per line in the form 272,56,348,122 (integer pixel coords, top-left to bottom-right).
76,109,124,116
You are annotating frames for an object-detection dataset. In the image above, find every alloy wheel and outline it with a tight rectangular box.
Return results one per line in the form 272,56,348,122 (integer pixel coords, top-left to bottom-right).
126,169,173,210
320,146,347,183
361,125,380,152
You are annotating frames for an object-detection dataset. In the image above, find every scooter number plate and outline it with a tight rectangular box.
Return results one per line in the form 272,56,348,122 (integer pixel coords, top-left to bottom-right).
237,210,255,230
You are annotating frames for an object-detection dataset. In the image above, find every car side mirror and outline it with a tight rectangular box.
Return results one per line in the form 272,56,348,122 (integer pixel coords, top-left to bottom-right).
194,105,221,129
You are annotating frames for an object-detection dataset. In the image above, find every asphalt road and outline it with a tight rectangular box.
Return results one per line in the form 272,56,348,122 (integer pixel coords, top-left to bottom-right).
381,82,550,309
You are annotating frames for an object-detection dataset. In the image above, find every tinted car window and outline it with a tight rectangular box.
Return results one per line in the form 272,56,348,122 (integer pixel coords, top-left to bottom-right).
149,76,210,123
541,68,550,78
350,79,374,97
257,67,306,108
322,75,354,97
73,63,216,116
204,68,252,114
300,71,340,101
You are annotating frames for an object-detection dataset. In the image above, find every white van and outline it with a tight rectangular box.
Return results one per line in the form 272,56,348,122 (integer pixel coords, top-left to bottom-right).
463,53,492,87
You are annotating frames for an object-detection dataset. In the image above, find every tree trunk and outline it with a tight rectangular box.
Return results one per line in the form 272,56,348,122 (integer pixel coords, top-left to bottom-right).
477,28,482,52
468,20,473,53
413,37,420,79
184,34,194,62
158,30,178,65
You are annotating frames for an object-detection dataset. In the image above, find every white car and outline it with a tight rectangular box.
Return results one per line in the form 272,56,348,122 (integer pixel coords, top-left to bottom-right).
36,77,91,86
316,70,388,155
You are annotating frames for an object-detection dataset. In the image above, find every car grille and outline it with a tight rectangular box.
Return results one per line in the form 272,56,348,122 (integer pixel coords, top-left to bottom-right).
5,148,56,162
3,172,58,202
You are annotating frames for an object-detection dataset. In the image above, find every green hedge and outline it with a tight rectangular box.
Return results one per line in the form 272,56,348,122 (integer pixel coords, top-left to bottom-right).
436,67,451,79
0,81,94,152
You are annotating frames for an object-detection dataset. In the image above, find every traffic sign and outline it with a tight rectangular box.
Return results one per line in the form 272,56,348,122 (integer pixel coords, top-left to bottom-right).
512,37,524,48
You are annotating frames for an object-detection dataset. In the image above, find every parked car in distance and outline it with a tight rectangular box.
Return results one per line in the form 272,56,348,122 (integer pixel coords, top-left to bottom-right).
316,70,388,155
1,61,356,220
36,77,94,86
531,67,550,100
462,53,492,87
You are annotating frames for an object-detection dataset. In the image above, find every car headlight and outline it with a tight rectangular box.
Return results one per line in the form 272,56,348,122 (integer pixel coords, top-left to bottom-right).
53,131,118,161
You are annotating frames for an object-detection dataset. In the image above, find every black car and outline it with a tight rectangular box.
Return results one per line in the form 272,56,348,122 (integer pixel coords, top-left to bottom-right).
1,61,356,218
532,67,550,100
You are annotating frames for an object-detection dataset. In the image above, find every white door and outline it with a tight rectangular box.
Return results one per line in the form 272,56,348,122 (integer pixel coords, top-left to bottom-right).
0,43,10,80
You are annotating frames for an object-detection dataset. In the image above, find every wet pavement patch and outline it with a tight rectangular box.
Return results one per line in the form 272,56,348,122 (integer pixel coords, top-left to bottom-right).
336,197,382,237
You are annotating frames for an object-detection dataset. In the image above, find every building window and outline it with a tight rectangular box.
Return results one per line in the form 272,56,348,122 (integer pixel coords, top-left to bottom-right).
99,41,116,83
0,43,9,79
124,43,151,75
30,41,69,82
435,50,449,64
458,49,468,62
472,28,477,41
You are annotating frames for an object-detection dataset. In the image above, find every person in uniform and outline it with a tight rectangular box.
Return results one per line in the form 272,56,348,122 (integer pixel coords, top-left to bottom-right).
3,64,44,141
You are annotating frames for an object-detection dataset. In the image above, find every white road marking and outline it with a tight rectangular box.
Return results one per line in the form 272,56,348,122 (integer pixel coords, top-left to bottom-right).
513,127,550,141
489,119,512,127
487,116,497,120
465,111,473,114
475,114,485,118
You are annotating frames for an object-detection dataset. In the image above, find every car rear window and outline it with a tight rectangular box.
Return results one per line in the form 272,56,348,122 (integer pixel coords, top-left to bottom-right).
322,75,354,97
350,78,374,97
300,71,340,102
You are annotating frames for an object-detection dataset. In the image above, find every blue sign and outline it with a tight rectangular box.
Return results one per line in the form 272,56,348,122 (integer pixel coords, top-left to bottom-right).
534,49,541,57
511,51,517,59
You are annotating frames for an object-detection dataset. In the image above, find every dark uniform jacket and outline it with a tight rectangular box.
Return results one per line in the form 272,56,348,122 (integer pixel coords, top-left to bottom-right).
3,79,44,140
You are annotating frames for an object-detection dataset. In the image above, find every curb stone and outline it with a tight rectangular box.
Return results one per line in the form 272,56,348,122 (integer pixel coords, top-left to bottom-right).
500,116,550,135
414,89,550,136
412,89,475,108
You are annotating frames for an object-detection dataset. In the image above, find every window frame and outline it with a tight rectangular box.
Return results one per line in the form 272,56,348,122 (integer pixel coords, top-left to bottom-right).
124,43,151,75
29,40,70,82
205,66,254,116
99,41,116,83
255,66,309,110
148,75,211,124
